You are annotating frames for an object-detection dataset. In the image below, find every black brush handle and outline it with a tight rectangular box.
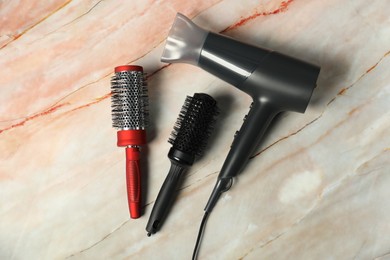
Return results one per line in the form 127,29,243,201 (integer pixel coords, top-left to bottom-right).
146,93,217,237
146,162,186,235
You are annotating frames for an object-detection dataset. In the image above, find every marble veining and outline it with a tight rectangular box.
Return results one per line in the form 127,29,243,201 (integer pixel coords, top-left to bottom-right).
0,0,389,259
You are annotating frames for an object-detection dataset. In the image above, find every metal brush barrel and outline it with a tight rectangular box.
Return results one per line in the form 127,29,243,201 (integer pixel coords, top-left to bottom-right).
111,70,148,130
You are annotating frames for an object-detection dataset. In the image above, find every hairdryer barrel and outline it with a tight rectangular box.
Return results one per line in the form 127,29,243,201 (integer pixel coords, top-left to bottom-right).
162,13,320,212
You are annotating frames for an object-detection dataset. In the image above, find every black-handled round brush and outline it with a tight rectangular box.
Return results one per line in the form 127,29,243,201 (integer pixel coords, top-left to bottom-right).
146,93,218,236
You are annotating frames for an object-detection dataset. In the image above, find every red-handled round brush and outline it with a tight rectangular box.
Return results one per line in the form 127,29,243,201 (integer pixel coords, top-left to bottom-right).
111,65,148,219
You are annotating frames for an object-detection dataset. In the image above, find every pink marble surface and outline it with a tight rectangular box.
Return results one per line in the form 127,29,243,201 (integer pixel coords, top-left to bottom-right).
1,0,390,259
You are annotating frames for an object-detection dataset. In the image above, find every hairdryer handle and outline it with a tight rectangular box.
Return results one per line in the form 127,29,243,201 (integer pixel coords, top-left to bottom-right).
205,100,277,212
126,147,142,219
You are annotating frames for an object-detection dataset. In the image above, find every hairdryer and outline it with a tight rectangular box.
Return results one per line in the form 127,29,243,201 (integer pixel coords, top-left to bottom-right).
161,13,320,214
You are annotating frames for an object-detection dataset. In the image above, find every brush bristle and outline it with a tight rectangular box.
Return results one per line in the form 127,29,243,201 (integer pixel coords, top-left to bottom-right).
169,93,218,156
111,70,149,130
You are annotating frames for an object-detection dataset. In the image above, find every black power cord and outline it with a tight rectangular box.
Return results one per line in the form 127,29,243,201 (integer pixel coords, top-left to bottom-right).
192,211,210,260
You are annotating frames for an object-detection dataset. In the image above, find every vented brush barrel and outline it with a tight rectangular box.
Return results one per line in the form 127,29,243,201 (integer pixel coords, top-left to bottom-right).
146,93,218,236
111,65,149,219
111,65,148,130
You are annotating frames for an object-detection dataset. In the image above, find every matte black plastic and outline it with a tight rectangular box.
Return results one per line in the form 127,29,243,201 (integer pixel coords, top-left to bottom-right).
146,162,186,235
204,101,278,212
146,93,218,235
168,147,195,166
198,32,320,213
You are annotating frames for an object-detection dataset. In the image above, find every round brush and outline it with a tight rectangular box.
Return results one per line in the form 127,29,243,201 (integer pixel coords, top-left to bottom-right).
111,65,149,219
146,93,218,236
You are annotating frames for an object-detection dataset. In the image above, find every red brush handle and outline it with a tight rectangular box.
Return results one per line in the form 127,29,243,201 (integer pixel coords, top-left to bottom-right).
126,147,141,219
117,130,146,218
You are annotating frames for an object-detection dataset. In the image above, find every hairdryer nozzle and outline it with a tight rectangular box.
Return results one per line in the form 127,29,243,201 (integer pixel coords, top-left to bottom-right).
161,13,208,65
